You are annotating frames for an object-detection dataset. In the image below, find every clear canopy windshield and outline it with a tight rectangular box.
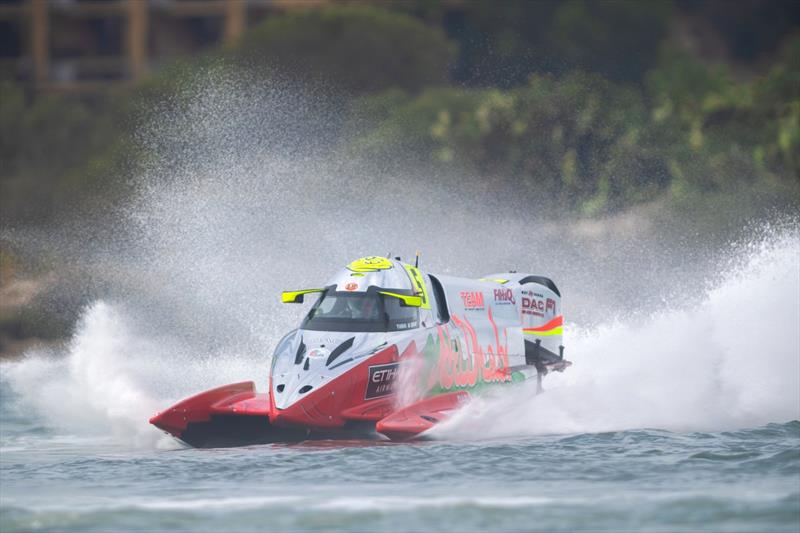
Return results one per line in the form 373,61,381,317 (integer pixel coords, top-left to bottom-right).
301,289,420,333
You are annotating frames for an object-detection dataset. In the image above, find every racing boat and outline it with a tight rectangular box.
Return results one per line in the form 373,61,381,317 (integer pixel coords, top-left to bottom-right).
150,256,570,447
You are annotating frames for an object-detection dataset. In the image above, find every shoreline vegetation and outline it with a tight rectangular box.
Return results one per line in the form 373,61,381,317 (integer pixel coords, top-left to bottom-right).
1,2,798,357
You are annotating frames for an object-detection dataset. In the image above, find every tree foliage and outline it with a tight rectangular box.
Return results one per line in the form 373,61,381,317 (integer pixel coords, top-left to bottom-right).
235,5,457,94
1,2,798,226
0,84,128,223
349,36,800,214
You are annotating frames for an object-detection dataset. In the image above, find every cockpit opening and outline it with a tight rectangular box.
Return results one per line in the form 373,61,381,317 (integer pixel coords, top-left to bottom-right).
300,287,420,333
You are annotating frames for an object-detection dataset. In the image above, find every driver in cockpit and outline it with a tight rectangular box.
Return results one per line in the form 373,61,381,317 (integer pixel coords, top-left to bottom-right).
342,296,380,320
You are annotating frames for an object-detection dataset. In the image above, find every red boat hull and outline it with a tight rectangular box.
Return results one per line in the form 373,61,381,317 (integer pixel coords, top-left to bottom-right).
149,346,416,447
148,382,308,447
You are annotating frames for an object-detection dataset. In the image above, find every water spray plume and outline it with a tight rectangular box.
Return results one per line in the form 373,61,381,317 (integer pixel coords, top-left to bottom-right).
435,231,800,438
2,71,798,447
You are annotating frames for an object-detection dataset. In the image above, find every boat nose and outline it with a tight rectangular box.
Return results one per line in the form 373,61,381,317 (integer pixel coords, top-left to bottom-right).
273,338,355,409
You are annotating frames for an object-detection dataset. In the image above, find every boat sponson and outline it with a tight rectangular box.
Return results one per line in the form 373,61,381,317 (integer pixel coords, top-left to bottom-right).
376,390,471,441
149,381,259,437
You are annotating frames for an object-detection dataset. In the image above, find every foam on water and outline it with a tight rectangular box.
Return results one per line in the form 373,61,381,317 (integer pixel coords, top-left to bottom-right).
1,302,267,447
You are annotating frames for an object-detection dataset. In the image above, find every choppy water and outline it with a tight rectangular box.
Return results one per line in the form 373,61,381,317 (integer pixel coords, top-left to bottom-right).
1,393,798,533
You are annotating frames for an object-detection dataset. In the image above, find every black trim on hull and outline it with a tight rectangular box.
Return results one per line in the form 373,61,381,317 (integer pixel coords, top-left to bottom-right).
294,338,306,365
177,415,309,448
174,416,383,448
524,339,561,366
518,275,560,297
326,337,355,366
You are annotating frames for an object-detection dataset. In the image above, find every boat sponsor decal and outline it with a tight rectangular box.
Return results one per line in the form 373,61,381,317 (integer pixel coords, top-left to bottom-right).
345,282,358,291
521,296,556,317
348,256,393,272
365,363,399,399
395,320,419,331
523,315,563,336
417,308,512,394
403,264,431,309
308,347,330,359
493,288,515,305
459,291,485,310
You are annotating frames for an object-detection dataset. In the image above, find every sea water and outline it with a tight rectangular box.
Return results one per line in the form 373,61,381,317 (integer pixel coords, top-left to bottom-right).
2,232,797,532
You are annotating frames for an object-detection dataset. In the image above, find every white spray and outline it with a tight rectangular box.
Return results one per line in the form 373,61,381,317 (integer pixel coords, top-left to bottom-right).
436,231,800,438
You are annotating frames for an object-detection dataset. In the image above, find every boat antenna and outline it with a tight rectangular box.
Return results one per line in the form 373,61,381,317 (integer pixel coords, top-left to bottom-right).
415,251,420,268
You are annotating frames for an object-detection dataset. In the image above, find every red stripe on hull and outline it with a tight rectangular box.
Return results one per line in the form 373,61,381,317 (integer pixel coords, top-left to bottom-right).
523,315,563,332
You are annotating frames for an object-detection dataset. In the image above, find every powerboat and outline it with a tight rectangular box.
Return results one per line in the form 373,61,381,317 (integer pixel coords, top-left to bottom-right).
150,256,569,447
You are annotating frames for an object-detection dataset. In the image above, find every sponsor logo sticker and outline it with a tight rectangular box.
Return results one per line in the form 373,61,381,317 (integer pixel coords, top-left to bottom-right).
459,291,485,310
521,296,557,317
308,348,330,359
521,296,545,316
493,288,515,305
345,282,358,291
365,363,399,399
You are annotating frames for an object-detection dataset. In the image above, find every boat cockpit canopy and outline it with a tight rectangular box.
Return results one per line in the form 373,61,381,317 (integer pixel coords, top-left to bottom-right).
285,286,421,333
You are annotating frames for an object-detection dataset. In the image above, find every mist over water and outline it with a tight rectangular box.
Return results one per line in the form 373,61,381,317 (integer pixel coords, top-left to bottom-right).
2,71,799,447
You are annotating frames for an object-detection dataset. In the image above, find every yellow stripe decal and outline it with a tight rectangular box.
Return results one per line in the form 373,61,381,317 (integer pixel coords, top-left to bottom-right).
523,326,563,337
403,264,431,309
379,291,422,307
282,288,325,303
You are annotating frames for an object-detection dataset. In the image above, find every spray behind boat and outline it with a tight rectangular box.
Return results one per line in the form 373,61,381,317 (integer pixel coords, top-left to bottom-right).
149,255,569,447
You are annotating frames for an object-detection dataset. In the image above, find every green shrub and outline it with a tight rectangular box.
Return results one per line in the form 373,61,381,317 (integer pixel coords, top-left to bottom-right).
349,44,799,215
645,41,799,198
349,73,660,213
